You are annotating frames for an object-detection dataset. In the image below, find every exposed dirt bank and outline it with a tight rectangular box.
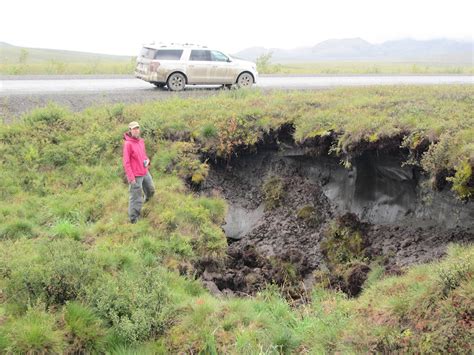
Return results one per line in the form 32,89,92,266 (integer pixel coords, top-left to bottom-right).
198,141,474,297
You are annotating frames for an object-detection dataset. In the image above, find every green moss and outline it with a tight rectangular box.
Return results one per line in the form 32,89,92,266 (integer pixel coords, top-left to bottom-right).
297,205,315,219
296,205,321,227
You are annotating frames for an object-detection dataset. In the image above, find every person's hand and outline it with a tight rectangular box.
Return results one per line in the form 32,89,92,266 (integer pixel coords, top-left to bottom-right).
130,179,136,185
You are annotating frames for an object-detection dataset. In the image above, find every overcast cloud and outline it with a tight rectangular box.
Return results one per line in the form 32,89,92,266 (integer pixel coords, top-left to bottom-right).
1,0,472,55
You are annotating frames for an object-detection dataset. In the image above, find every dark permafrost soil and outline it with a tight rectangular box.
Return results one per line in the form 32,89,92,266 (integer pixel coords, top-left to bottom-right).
198,143,474,298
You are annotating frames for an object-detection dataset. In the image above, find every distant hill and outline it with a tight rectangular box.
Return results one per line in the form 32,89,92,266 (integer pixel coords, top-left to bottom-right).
234,38,474,63
0,42,132,64
1,39,472,65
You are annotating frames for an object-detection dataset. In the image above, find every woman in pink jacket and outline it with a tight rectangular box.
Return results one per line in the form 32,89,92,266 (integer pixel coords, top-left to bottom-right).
122,121,155,223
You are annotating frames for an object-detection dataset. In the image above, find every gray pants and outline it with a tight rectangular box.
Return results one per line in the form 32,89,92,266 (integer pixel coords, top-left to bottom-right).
128,172,155,223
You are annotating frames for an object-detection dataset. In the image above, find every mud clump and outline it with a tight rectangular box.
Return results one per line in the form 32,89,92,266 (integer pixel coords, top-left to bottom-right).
316,213,373,297
262,176,285,209
199,245,311,297
320,213,371,266
345,262,371,296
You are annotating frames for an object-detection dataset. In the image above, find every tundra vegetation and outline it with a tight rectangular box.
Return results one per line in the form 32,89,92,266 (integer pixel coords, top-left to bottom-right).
3,60,473,75
255,52,474,75
1,47,473,75
0,86,472,353
0,47,135,75
257,60,474,75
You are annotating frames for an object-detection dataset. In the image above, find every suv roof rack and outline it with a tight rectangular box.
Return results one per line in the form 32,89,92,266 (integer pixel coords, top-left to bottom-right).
147,42,208,48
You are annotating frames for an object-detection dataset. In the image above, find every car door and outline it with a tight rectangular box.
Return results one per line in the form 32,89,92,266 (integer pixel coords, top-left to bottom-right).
210,50,232,84
187,50,212,84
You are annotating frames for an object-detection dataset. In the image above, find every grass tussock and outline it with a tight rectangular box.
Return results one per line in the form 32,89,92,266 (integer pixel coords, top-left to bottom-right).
0,86,472,352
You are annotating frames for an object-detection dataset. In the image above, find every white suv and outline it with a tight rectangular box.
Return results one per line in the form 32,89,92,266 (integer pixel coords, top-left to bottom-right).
135,43,258,91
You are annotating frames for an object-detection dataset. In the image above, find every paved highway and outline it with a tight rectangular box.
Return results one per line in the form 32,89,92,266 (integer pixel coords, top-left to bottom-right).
1,75,472,94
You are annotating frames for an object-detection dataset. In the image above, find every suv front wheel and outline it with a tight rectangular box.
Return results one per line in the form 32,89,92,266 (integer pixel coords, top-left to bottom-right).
236,72,254,88
167,72,186,91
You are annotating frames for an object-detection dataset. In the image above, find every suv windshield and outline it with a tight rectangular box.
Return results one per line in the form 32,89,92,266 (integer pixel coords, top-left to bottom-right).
211,51,229,62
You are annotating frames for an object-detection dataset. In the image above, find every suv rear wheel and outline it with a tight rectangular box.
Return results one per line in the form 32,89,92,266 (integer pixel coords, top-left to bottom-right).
236,72,254,88
167,72,186,91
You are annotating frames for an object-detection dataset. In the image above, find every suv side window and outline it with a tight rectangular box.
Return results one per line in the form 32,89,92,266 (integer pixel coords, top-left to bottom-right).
211,51,229,62
190,50,211,61
154,50,183,60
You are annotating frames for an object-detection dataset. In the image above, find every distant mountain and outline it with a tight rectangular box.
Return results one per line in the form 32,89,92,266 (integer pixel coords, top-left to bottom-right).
0,42,132,64
234,38,474,63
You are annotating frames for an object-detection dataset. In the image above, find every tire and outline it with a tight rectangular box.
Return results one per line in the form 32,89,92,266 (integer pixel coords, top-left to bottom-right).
236,72,254,88
167,72,186,91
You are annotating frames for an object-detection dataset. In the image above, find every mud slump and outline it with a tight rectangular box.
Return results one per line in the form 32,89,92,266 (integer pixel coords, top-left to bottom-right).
198,142,474,297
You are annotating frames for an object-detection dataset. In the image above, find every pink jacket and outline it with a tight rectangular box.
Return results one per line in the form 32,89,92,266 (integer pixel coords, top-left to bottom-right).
122,133,150,182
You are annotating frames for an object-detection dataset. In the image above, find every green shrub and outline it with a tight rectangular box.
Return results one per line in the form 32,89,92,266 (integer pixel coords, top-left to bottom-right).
64,301,108,353
3,306,64,353
41,144,74,167
437,252,472,295
2,239,100,309
23,103,69,125
167,233,194,257
448,160,474,199
86,267,171,344
107,103,125,120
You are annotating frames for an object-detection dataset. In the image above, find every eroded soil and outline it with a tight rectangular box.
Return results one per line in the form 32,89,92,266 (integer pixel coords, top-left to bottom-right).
198,143,474,297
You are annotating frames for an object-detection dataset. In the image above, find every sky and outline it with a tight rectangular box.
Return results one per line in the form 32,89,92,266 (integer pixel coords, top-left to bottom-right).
1,0,473,56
